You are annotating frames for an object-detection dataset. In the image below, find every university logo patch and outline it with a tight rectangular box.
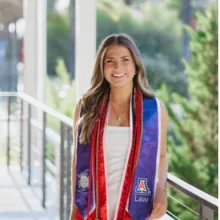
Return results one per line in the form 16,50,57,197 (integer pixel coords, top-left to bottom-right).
135,178,151,195
78,172,89,191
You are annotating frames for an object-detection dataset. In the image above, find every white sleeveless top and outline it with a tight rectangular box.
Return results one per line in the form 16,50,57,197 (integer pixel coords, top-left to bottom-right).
103,100,133,220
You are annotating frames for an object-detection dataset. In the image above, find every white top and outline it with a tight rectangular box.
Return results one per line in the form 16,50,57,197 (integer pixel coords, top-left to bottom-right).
103,125,130,220
103,99,133,220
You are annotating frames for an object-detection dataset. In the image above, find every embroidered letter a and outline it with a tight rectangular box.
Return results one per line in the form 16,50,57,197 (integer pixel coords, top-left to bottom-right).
135,178,151,194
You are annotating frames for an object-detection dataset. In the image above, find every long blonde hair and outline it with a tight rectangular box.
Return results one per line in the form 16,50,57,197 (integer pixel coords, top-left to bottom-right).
79,33,156,144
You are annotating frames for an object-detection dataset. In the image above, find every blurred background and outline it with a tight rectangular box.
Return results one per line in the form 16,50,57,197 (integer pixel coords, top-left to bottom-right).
0,0,218,219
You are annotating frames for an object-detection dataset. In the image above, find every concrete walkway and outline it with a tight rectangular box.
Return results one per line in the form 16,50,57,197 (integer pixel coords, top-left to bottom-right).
0,165,58,220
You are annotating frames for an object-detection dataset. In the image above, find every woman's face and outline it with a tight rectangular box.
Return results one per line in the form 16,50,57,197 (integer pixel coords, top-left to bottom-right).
103,44,136,89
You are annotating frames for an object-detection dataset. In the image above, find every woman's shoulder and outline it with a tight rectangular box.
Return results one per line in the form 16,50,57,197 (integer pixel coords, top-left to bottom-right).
73,99,83,126
73,100,80,117
157,99,169,122
157,99,166,111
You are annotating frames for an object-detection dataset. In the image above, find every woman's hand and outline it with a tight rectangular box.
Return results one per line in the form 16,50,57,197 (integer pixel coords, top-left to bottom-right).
148,188,167,220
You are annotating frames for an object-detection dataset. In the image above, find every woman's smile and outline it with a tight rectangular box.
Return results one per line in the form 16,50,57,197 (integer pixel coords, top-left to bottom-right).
112,73,127,78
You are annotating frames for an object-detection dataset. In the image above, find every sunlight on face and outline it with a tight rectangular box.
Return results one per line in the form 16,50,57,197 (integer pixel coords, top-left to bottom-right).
103,44,136,89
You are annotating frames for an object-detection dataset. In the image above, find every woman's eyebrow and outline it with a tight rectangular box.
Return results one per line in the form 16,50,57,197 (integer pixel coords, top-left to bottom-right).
104,56,114,59
104,55,130,60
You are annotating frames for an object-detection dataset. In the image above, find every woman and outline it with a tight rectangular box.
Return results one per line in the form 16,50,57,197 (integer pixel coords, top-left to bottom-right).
70,33,168,220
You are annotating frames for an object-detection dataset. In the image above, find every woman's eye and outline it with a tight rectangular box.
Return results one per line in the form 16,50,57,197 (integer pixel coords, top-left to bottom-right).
106,60,113,63
123,59,129,62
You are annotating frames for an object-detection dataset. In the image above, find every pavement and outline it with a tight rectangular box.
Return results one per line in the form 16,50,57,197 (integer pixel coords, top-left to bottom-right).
0,165,59,220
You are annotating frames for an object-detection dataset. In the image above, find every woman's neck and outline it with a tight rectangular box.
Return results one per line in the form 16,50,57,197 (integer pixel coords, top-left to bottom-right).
109,85,133,104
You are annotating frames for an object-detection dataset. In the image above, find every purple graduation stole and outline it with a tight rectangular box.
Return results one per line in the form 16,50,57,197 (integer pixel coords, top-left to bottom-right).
74,89,161,220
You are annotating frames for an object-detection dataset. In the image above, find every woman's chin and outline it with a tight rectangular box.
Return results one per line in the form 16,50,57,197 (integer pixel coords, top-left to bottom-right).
109,81,133,89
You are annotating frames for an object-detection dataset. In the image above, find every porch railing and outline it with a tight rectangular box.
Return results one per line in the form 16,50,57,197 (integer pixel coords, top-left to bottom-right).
0,92,218,220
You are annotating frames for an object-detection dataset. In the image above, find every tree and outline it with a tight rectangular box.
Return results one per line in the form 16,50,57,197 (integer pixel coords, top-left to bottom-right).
47,11,70,76
157,5,218,218
124,0,133,5
47,0,57,14
48,0,187,96
180,0,191,60
97,0,187,95
68,0,75,80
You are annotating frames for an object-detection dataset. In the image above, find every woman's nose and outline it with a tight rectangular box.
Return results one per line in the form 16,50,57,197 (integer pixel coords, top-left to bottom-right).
114,61,121,69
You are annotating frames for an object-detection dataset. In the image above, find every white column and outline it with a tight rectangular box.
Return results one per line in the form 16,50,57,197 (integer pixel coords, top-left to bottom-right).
75,0,96,102
36,0,47,103
23,0,46,102
23,0,38,171
23,0,37,97
23,0,47,185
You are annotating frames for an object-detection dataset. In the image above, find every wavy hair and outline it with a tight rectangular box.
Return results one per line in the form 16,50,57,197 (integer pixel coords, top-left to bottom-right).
79,33,156,144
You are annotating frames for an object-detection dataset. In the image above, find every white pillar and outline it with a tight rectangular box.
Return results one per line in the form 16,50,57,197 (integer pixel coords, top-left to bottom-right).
23,0,46,102
75,0,96,102
36,0,47,103
23,0,37,98
23,0,37,171
23,0,47,185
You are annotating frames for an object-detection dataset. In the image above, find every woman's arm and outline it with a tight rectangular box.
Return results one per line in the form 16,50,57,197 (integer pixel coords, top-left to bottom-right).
157,101,168,190
149,101,169,220
69,102,80,220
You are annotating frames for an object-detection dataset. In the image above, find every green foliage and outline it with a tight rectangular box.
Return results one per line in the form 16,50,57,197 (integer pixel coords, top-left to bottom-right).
47,0,57,14
142,54,187,94
46,58,75,131
157,5,218,218
47,11,70,76
165,0,182,10
46,142,55,164
46,58,75,164
47,0,187,95
97,0,187,95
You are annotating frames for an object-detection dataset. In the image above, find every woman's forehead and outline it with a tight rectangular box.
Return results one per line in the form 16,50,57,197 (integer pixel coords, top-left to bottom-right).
104,44,132,58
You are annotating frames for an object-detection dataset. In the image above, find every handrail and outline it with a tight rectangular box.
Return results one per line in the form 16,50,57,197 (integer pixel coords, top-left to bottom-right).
0,92,73,127
167,173,218,211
